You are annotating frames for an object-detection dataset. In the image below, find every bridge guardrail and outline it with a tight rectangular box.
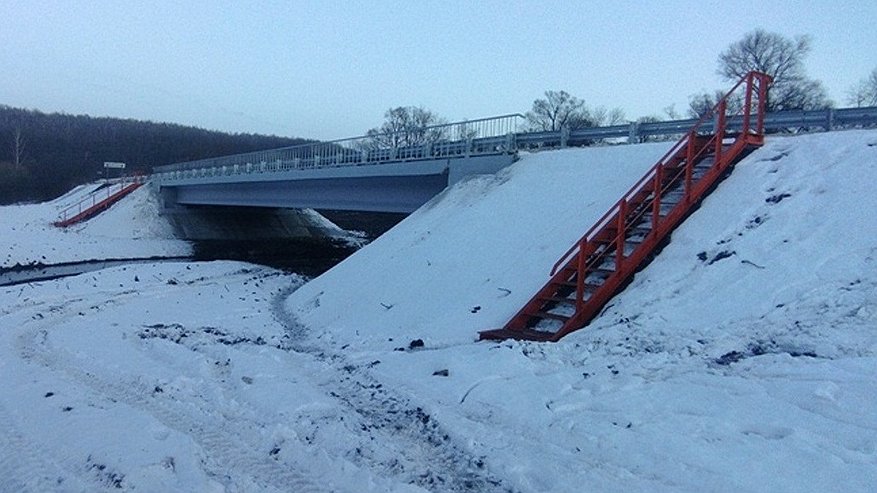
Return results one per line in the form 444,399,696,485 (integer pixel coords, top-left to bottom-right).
153,114,524,181
153,106,877,182
562,106,877,144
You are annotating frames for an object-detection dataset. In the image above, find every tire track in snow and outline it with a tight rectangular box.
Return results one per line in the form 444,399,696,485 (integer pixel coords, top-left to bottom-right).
9,273,329,493
18,316,328,493
272,286,514,493
0,403,81,493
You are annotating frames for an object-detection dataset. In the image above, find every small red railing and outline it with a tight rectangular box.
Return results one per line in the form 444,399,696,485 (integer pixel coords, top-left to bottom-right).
54,175,147,227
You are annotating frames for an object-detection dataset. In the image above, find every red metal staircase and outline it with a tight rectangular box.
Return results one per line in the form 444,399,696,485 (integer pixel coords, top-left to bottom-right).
480,71,772,342
54,175,146,227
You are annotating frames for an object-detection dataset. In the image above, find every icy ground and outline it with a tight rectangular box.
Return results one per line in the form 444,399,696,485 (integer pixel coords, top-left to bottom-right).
1,130,876,492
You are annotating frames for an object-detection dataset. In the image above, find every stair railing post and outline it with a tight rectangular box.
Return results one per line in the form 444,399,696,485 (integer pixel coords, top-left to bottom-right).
652,165,663,231
714,99,727,163
757,73,770,134
684,132,695,198
616,199,627,269
743,73,754,136
576,239,586,310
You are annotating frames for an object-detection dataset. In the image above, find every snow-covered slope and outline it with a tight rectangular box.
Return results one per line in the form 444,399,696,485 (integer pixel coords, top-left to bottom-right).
286,143,675,347
0,183,191,268
1,131,874,492
285,129,877,491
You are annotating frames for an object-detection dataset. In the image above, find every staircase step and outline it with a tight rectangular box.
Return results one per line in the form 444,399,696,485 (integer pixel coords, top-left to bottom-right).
629,223,652,235
544,295,577,305
530,310,571,322
592,265,616,274
550,279,603,291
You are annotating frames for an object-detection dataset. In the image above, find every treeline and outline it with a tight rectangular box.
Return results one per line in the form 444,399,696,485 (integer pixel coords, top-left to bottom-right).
0,105,312,204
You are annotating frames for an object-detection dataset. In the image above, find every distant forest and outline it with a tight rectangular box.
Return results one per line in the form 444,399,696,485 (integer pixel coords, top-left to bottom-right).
0,105,312,204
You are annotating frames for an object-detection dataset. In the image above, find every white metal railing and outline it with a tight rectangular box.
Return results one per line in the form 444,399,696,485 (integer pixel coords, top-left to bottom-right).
153,106,877,183
154,114,524,181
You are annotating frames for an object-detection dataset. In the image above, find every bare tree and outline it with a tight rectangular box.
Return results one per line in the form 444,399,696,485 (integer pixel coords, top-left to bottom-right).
366,106,447,148
591,106,626,127
12,127,25,169
687,90,744,119
688,91,721,119
663,105,681,120
846,68,877,107
634,116,666,143
525,90,593,131
718,29,831,111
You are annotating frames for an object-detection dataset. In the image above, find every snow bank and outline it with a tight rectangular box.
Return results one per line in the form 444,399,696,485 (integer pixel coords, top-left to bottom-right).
0,183,191,268
286,143,674,347
287,130,877,491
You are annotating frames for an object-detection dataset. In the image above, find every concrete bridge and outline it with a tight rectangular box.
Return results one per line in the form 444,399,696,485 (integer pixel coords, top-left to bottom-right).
152,106,877,216
153,114,522,214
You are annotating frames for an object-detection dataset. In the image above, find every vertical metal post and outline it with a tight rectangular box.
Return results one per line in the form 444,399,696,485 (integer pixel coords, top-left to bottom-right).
685,133,695,197
560,126,570,147
743,73,754,135
576,239,586,310
714,99,727,163
628,121,638,144
758,73,770,134
616,199,627,269
652,165,663,230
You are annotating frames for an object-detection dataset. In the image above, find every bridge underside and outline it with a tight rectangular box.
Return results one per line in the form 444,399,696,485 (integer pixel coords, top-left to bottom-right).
158,154,514,213
169,174,447,213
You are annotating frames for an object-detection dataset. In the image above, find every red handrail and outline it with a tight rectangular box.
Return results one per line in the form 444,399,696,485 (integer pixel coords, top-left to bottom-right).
551,71,771,276
55,174,147,226
480,71,771,342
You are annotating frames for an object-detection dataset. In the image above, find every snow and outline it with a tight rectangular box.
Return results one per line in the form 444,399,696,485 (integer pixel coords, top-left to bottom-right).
0,183,191,268
1,130,876,492
286,143,674,347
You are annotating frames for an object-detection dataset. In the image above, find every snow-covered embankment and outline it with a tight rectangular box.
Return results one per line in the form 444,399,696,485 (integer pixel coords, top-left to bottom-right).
286,130,877,491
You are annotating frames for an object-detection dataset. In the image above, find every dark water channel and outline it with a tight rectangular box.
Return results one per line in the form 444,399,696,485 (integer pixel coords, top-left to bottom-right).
0,257,192,287
1,211,406,287
192,237,361,278
1,238,359,287
190,210,407,278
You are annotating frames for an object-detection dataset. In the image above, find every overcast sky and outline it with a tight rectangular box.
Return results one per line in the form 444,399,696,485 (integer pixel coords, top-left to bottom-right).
1,0,874,140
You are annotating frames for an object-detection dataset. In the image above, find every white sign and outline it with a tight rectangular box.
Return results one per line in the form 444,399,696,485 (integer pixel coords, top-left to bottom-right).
104,161,126,169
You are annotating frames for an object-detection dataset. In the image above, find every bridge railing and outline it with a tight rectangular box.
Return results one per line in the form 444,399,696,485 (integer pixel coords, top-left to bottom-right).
154,113,524,180
570,106,877,144
153,106,877,182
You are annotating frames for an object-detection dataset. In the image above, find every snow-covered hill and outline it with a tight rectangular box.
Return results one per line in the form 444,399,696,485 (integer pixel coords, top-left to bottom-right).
0,183,191,268
286,129,877,491
1,130,875,492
